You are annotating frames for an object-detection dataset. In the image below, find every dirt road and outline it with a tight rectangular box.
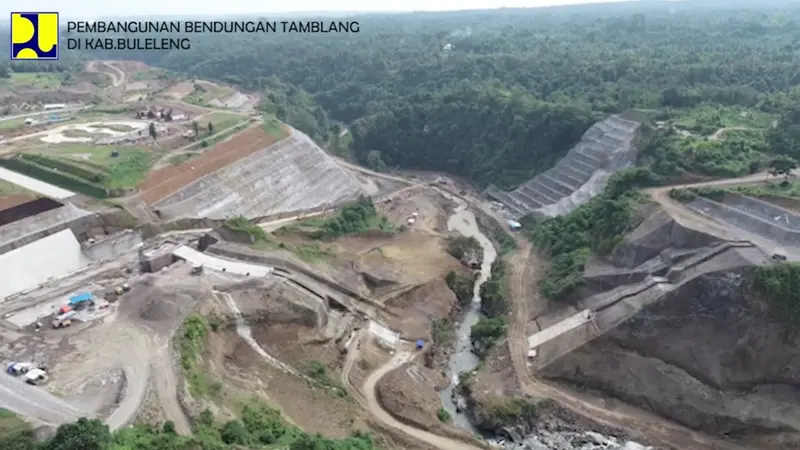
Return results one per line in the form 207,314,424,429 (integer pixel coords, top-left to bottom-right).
363,350,484,450
152,339,192,435
86,61,125,88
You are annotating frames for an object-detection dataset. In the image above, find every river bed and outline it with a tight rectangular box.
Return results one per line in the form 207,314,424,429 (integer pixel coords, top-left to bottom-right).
439,196,654,450
439,202,498,431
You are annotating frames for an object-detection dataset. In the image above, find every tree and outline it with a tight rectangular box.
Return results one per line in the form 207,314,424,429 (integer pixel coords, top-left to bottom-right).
192,120,200,137
148,122,157,141
365,150,387,173
207,122,214,135
43,418,111,450
768,155,798,182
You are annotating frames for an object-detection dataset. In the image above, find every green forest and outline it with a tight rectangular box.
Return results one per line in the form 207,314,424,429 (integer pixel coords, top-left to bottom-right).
0,405,376,450
39,0,799,189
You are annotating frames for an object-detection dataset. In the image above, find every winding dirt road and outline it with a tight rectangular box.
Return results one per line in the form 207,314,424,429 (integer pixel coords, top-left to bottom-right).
362,350,484,450
86,61,125,87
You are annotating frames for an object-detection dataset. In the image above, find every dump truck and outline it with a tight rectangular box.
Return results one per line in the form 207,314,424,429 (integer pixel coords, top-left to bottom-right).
6,362,33,375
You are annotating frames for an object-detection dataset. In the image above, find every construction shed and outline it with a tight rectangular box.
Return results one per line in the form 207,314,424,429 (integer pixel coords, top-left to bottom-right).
68,292,93,306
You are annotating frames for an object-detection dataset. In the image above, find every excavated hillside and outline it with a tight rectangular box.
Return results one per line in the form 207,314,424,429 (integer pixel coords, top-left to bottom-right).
539,206,800,449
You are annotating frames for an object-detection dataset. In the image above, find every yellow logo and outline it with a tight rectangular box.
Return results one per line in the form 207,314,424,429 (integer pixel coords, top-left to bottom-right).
11,12,59,60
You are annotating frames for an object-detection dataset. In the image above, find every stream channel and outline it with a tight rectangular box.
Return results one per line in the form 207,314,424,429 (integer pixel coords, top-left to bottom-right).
438,199,654,450
439,201,497,432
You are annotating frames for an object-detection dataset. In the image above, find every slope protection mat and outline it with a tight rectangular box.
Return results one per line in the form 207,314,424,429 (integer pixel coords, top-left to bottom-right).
488,114,642,218
152,128,365,219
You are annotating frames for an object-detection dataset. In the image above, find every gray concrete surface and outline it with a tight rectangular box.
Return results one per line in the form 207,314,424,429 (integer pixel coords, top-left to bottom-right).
687,196,800,247
172,245,273,276
0,167,75,200
487,114,641,218
0,203,99,254
154,128,366,219
0,229,90,300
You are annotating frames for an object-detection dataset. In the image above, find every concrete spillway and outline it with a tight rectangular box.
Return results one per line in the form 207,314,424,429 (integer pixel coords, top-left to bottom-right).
488,114,641,218
0,228,90,300
154,128,366,219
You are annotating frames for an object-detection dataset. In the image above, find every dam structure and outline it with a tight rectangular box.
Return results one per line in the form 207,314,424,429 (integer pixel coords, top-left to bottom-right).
152,128,366,220
487,114,642,218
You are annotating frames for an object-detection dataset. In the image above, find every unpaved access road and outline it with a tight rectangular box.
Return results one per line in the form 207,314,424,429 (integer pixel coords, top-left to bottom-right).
363,350,484,450
86,60,125,87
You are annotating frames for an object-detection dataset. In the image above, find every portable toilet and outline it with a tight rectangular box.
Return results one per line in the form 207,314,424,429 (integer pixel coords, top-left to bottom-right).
416,339,424,350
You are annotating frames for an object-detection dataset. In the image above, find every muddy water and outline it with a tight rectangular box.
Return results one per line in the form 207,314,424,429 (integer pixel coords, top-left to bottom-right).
439,201,498,432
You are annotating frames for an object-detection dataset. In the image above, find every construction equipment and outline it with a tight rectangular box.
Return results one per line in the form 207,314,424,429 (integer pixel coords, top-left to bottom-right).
122,283,131,292
24,368,48,385
190,264,204,275
52,310,76,328
114,286,123,295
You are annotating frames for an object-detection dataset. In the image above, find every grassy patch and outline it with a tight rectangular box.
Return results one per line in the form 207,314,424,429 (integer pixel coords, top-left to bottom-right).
305,361,349,398
262,114,288,140
0,407,34,447
0,72,63,89
205,112,248,132
168,153,195,165
437,408,451,422
0,179,31,196
671,106,775,135
106,151,151,189
226,216,268,242
178,314,223,398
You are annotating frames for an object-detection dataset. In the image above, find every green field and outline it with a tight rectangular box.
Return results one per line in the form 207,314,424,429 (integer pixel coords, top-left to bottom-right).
0,179,32,196
0,72,63,89
672,106,775,136
203,112,247,132
0,144,155,197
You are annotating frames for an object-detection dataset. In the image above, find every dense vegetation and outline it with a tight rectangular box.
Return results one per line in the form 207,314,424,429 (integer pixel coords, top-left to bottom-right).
0,405,377,450
525,169,656,301
751,263,800,327
50,0,799,189
313,196,393,238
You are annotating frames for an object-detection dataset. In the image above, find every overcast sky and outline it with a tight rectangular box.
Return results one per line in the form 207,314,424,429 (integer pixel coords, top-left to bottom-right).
5,0,634,19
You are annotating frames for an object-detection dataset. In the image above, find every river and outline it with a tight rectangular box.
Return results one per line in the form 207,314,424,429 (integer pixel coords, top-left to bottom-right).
438,197,654,450
439,200,498,432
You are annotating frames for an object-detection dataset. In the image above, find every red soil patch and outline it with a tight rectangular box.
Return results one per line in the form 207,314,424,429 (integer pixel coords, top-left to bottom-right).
139,124,289,205
0,194,35,211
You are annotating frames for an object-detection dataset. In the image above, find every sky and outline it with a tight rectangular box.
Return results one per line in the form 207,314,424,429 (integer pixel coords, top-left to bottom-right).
3,0,635,19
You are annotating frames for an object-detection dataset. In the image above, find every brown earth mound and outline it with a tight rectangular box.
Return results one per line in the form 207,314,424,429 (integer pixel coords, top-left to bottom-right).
118,276,205,334
382,280,457,340
140,124,288,204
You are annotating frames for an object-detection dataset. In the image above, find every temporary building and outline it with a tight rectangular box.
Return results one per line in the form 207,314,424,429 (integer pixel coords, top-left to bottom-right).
68,293,93,305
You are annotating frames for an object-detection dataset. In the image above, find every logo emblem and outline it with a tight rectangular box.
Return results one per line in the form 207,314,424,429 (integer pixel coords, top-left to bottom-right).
10,12,59,60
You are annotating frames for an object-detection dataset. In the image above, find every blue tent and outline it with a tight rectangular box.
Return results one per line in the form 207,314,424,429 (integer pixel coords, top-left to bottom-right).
68,293,93,305
416,339,424,350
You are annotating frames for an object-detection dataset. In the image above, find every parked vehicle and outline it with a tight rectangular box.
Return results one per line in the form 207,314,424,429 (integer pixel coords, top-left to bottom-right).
24,368,48,385
52,310,77,328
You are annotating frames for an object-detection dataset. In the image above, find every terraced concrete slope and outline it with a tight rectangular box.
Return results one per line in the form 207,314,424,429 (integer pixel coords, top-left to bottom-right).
153,128,366,219
488,114,641,217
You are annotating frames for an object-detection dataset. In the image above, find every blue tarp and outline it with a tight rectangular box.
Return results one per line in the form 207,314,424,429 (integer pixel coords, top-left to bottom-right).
68,293,93,305
416,339,424,349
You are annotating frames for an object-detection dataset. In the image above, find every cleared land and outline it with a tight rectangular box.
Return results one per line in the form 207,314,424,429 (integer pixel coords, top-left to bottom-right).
140,124,289,204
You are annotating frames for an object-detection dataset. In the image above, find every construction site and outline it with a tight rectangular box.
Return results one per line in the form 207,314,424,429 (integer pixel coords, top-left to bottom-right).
1,60,800,450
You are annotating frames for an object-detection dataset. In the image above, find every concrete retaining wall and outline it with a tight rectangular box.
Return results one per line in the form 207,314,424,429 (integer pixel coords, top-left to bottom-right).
82,230,143,262
0,204,101,255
